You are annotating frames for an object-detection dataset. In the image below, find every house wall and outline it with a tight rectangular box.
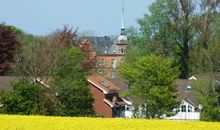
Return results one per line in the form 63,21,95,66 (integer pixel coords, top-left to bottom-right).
125,105,133,118
96,55,124,78
89,83,113,117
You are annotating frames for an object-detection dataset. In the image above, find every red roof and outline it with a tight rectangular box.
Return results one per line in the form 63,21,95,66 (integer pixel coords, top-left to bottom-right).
87,75,121,93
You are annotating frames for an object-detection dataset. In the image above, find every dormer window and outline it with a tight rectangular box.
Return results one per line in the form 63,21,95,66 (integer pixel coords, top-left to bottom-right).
186,85,192,91
121,48,124,53
119,48,125,54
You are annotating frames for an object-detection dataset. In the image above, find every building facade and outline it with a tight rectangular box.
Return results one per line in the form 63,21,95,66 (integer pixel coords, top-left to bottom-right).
83,6,127,78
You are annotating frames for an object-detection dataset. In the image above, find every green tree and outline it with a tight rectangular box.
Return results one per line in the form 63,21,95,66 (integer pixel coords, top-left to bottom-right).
192,75,220,121
190,36,220,74
123,26,149,65
137,0,220,78
53,47,94,116
0,79,53,115
120,55,179,118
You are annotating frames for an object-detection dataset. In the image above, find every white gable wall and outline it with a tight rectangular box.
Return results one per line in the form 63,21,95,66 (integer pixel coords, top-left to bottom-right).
166,100,200,120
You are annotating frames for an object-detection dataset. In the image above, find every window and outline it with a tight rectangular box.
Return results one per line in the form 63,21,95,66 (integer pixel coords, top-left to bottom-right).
98,69,104,77
119,48,125,54
188,105,192,112
111,69,116,78
181,105,186,112
121,48,124,53
111,59,115,66
111,59,116,68
98,58,105,66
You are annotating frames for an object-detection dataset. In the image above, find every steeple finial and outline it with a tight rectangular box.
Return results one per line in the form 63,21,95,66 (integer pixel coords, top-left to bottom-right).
121,2,125,35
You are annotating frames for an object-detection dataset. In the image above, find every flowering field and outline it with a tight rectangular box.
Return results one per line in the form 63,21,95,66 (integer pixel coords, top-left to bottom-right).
0,115,220,130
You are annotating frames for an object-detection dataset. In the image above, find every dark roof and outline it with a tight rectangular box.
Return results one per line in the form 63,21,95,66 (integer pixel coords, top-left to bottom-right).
85,36,114,55
176,79,199,107
0,76,17,92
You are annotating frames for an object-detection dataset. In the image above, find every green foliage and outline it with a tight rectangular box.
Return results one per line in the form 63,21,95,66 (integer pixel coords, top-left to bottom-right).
137,0,175,57
126,26,149,55
192,75,220,121
0,79,53,115
135,0,220,79
53,47,94,116
190,41,220,74
124,26,149,65
120,55,179,118
132,0,192,78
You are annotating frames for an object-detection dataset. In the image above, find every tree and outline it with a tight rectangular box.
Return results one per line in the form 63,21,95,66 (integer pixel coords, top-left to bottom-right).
0,78,54,115
137,0,220,78
120,55,179,118
196,0,220,49
79,39,97,73
138,0,196,79
53,47,94,116
12,26,78,83
0,24,20,75
122,26,149,65
52,25,78,47
192,74,220,121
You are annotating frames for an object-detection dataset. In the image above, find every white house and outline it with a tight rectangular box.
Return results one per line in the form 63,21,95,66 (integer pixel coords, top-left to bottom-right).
166,78,201,120
166,98,201,120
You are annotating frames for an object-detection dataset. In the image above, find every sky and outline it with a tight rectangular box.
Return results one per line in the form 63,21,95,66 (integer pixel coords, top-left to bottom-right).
0,0,154,36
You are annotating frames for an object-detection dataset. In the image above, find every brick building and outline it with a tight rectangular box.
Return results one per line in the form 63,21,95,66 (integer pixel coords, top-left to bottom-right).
82,6,128,78
87,75,126,117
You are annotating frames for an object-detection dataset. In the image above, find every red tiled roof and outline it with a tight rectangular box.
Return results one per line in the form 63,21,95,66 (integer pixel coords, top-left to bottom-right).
88,75,121,93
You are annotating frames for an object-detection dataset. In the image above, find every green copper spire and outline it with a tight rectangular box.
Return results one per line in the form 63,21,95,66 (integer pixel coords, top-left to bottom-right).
121,2,125,35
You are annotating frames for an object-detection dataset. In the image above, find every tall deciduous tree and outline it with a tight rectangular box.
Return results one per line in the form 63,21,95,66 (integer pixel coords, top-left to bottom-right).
53,47,94,116
120,55,179,118
0,24,20,75
12,26,78,83
79,39,97,73
137,0,220,78
52,25,78,47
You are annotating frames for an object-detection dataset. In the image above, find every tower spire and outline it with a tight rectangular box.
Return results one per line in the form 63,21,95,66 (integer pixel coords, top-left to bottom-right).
121,2,125,35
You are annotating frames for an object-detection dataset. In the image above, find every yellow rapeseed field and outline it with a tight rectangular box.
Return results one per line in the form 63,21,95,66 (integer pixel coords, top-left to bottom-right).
0,115,220,130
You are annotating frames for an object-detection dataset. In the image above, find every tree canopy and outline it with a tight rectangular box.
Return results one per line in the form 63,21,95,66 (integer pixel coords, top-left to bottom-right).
53,47,94,116
0,78,53,115
129,0,220,79
0,24,20,75
120,55,179,118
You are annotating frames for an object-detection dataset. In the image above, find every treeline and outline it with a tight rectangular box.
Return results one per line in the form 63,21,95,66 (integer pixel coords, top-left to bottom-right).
0,24,95,116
